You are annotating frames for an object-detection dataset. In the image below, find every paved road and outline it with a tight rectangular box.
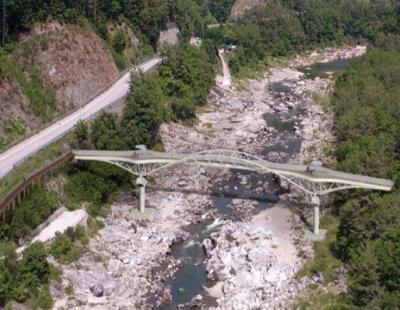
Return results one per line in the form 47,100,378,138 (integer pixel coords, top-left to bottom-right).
0,56,162,179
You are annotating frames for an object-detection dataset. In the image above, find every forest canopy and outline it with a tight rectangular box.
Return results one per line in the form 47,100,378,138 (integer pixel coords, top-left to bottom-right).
0,0,236,47
224,0,400,75
331,48,400,308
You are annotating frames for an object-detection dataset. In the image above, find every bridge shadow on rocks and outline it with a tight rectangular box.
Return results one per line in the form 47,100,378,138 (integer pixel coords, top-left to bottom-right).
146,185,280,203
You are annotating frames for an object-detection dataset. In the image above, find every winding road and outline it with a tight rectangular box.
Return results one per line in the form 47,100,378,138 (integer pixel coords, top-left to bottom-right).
0,56,162,179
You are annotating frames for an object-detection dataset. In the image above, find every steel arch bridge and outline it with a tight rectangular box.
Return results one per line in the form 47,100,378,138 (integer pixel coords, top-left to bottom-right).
73,148,393,239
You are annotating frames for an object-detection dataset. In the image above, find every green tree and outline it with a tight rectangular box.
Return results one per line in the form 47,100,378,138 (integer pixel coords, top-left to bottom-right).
129,70,144,92
172,97,196,120
90,112,125,150
8,185,58,242
348,242,383,307
0,242,17,304
376,228,400,292
50,232,80,264
122,73,165,148
111,28,127,53
74,120,88,145
17,242,50,291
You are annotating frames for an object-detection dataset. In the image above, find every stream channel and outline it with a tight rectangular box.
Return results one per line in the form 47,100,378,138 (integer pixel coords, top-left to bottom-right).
157,56,356,309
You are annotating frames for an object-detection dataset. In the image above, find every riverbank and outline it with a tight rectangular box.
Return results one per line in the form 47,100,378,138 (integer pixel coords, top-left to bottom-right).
50,45,366,308
158,45,365,308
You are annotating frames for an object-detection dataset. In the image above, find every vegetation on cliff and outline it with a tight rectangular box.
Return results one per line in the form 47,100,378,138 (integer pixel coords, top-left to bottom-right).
332,48,400,308
0,242,52,309
224,0,400,76
0,51,56,120
0,0,234,48
296,48,400,309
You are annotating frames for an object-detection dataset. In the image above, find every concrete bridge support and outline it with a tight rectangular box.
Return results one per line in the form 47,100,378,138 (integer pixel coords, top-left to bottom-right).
136,175,148,213
312,195,320,236
305,195,326,241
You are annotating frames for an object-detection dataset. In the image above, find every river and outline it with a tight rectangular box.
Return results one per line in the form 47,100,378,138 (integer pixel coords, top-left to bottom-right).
158,55,358,309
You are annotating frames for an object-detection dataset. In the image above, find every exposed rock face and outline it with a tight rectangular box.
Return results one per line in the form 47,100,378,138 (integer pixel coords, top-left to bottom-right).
107,21,141,62
16,21,119,112
0,21,142,147
231,0,267,18
158,23,180,48
0,75,41,142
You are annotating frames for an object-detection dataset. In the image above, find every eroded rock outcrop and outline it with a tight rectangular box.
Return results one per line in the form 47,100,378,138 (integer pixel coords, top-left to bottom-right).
0,75,41,142
16,21,119,111
231,0,267,18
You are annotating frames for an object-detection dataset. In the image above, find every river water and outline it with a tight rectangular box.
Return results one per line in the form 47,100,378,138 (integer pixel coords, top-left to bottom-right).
157,56,355,309
298,58,352,79
159,172,279,309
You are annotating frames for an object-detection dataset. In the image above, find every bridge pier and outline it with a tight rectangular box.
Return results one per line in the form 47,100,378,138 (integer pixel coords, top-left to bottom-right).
305,195,326,241
136,175,148,213
312,195,320,236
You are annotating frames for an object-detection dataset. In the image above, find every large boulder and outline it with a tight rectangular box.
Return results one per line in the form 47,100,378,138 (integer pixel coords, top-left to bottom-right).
90,284,104,297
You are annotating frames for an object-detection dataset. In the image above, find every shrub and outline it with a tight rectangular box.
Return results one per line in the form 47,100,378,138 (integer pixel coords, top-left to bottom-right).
0,52,56,120
17,242,50,290
50,232,81,265
8,185,58,242
112,29,127,53
34,285,53,309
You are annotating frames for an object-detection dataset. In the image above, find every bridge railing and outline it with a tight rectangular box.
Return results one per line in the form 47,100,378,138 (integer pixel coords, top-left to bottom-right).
0,152,74,214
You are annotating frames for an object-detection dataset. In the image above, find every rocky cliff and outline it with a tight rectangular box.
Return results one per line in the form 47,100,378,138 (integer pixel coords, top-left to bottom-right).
230,0,266,18
16,21,119,111
0,76,41,143
0,21,141,147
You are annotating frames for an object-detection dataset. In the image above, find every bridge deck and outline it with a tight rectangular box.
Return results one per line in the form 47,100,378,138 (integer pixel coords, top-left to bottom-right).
73,150,394,192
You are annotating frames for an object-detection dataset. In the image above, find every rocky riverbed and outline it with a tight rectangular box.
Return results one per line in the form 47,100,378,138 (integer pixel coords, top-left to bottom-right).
51,45,366,309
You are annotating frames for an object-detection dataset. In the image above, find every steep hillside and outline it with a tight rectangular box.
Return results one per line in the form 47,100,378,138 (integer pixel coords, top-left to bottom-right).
0,76,41,144
0,21,135,149
230,0,266,18
107,20,145,71
15,22,119,112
